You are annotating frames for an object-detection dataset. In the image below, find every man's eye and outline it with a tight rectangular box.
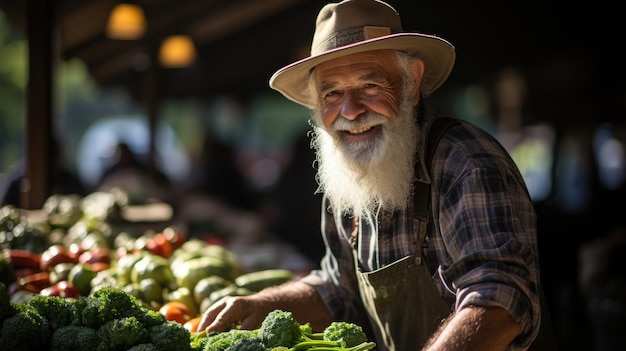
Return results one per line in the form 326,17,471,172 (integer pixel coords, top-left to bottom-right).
324,90,341,99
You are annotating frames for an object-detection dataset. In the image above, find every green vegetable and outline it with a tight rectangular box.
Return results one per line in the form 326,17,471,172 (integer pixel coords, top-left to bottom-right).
0,282,15,324
259,309,304,348
126,343,160,351
190,331,210,351
234,269,294,292
200,309,376,351
28,294,72,330
132,305,168,327
72,286,143,328
203,328,259,351
0,254,15,286
148,320,192,351
0,303,51,351
51,325,100,351
97,316,149,350
44,194,83,229
0,284,212,350
323,321,369,347
225,337,267,351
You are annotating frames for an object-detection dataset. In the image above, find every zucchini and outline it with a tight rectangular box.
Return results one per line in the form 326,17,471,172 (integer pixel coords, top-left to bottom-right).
234,269,294,292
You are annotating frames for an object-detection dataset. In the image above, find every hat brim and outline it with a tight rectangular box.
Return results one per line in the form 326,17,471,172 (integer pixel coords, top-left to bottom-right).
269,32,456,108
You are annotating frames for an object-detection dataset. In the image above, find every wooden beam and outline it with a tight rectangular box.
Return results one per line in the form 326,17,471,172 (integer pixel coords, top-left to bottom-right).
23,0,54,209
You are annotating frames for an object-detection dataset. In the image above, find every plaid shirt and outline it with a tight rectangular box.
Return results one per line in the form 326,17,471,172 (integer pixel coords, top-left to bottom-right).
300,116,541,350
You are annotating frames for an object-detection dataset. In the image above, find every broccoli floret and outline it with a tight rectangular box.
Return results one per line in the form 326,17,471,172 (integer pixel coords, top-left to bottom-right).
149,320,192,351
323,321,368,347
28,293,72,329
204,328,259,351
73,286,142,328
258,310,303,348
190,331,209,351
225,337,267,351
97,316,149,350
0,303,51,351
202,310,375,351
51,325,100,351
126,343,160,351
132,305,167,327
0,282,16,324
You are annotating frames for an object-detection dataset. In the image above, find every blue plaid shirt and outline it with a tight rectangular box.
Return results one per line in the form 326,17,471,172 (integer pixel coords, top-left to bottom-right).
300,116,541,350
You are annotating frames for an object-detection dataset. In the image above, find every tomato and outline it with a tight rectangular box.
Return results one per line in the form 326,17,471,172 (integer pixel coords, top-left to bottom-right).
183,316,202,332
159,301,192,324
146,233,173,258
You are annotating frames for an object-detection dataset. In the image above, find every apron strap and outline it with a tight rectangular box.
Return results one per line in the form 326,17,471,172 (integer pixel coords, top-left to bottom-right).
413,117,461,261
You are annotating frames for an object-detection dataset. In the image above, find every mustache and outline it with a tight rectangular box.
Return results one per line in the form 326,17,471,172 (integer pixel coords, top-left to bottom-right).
331,112,389,132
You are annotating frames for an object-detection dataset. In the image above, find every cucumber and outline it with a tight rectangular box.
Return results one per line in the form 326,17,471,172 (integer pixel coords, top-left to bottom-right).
234,269,294,292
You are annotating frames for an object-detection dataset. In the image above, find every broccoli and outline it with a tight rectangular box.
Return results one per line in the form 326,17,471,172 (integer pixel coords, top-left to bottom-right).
290,325,375,351
204,328,259,351
126,343,160,351
72,286,142,328
258,309,303,348
0,282,16,324
0,302,51,351
149,320,192,351
197,310,376,351
51,325,100,351
190,331,209,351
257,310,375,351
132,305,167,327
323,321,369,347
28,293,72,330
225,337,267,351
96,316,149,350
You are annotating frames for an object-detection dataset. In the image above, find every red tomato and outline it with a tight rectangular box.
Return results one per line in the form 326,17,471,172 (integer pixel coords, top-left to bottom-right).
159,301,192,324
146,233,173,258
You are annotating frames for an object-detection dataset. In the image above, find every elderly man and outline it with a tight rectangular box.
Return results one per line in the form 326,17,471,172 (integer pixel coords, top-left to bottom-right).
199,1,553,350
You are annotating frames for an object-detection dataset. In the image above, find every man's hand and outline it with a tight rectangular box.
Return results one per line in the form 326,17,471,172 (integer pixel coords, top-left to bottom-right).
198,294,273,333
197,281,334,333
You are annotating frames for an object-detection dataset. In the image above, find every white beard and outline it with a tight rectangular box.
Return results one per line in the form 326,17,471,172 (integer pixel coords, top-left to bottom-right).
311,94,419,218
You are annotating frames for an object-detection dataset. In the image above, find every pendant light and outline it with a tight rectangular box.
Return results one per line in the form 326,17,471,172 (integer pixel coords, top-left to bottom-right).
106,3,147,40
158,35,197,68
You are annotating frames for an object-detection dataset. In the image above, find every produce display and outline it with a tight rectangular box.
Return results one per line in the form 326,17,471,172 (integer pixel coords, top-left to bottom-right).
0,192,377,350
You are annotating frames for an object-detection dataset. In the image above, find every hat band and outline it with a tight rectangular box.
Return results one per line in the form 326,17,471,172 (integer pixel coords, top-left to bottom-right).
312,26,392,55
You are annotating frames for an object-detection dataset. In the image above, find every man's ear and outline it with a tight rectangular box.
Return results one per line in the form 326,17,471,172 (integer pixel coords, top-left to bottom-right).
411,59,425,104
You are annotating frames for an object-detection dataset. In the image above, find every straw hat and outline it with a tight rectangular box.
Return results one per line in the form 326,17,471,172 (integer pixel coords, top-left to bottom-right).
269,0,456,108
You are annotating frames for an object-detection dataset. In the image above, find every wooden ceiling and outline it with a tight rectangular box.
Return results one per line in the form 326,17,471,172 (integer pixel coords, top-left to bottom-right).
0,0,623,123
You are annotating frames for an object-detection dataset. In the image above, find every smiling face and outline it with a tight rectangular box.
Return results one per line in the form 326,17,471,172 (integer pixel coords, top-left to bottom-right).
309,50,426,216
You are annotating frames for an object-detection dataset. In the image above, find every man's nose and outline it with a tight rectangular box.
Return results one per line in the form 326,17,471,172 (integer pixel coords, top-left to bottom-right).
340,90,366,120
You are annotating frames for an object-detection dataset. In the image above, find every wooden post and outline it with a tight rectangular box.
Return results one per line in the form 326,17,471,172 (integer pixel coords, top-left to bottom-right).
22,0,55,209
